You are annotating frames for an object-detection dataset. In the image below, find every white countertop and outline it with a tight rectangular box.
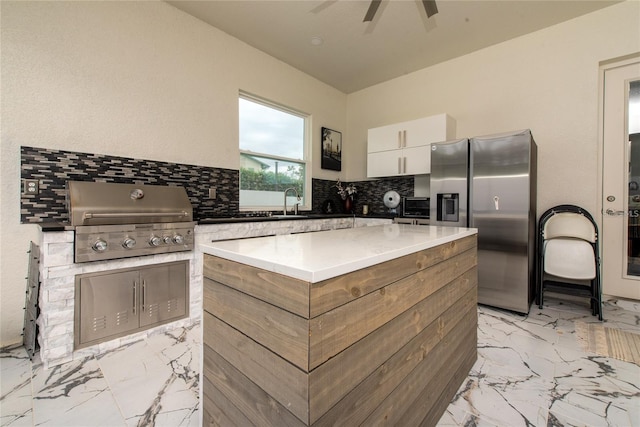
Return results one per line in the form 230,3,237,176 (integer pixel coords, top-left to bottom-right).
200,224,477,283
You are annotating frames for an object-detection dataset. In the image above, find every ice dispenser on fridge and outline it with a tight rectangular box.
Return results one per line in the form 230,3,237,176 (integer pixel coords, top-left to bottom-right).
437,193,459,222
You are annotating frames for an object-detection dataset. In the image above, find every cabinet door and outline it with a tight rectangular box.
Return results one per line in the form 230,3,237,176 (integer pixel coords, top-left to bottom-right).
139,262,188,327
404,145,431,175
78,270,139,345
404,114,455,147
367,124,403,153
367,150,403,177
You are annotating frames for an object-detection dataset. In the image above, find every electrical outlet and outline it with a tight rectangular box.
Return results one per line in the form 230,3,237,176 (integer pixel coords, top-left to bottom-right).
209,188,217,199
23,179,39,195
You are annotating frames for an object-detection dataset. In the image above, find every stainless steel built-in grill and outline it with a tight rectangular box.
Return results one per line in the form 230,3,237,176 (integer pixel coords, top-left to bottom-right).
68,181,195,263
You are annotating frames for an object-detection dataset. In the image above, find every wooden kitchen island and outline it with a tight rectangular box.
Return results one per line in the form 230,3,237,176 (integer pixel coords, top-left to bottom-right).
200,224,478,426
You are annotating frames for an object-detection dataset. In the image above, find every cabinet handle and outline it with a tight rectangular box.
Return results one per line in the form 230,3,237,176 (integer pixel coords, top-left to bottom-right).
141,280,146,312
398,157,402,174
397,131,402,148
403,130,407,148
403,157,407,173
133,281,137,315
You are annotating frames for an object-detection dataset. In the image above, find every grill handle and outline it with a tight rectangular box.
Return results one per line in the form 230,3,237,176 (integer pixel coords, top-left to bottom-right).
83,211,189,220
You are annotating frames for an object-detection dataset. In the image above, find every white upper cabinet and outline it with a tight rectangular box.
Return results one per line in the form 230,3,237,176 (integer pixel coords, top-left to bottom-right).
368,146,432,177
367,114,456,178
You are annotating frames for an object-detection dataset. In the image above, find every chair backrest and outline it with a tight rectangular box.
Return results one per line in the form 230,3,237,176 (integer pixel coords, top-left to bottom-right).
543,212,596,242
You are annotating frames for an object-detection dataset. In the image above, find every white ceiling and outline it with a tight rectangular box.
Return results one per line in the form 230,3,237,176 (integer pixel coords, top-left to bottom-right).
166,0,620,93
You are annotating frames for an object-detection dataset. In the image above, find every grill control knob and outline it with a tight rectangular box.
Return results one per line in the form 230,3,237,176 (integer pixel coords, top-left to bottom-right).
92,239,108,252
163,236,172,244
122,237,136,249
149,235,162,247
173,234,185,245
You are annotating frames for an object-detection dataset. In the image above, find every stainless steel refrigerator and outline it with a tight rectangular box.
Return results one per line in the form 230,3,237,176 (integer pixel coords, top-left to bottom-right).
430,129,537,314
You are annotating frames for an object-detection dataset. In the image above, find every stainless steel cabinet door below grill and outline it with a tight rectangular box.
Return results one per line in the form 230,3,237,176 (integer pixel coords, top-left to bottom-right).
139,262,188,327
78,270,140,344
75,260,189,349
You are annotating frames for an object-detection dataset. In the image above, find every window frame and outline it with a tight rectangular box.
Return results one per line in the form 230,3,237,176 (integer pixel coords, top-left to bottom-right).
238,91,312,212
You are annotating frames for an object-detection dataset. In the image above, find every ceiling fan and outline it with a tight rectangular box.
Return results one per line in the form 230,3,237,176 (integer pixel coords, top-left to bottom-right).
363,0,438,22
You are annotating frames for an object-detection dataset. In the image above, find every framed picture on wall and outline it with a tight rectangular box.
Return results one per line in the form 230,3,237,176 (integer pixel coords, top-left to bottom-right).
321,127,342,171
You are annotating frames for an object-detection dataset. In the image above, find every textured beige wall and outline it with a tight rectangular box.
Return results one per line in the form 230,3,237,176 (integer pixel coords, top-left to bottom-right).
0,1,346,347
345,1,640,219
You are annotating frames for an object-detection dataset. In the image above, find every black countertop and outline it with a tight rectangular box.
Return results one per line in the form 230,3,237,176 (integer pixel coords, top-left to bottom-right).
38,222,73,232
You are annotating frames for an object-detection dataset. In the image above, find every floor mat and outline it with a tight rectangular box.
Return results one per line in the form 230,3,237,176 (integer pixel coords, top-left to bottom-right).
576,322,640,365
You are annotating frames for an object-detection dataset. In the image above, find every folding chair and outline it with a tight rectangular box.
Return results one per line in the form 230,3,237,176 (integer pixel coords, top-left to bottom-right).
536,205,602,320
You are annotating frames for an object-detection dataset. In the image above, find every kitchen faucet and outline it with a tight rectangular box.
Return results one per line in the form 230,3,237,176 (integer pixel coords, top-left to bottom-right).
283,187,300,216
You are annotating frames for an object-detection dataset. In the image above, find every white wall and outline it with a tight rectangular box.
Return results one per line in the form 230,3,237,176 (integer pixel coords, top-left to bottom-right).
0,1,346,347
345,1,640,220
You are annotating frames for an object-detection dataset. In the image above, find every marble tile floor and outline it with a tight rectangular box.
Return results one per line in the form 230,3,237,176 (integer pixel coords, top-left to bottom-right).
438,297,640,427
1,324,200,427
1,297,638,427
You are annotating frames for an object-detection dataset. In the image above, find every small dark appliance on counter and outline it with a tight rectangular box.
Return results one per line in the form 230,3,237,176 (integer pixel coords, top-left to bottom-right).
402,197,430,219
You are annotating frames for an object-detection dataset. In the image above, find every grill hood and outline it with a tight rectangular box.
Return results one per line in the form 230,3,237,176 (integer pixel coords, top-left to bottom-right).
67,181,193,227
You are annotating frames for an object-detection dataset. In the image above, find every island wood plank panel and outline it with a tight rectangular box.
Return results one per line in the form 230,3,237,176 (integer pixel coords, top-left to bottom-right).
309,234,477,317
204,278,310,370
203,312,310,422
203,235,477,426
203,375,254,427
204,247,475,374
203,255,310,318
309,247,476,369
363,319,477,425
311,286,477,426
419,349,477,427
203,342,306,427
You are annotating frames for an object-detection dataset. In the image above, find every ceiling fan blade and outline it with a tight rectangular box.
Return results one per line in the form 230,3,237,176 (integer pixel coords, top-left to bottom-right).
422,0,438,18
363,0,382,22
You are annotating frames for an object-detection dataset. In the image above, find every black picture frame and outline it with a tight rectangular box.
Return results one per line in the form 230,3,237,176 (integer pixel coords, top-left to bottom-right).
321,127,342,171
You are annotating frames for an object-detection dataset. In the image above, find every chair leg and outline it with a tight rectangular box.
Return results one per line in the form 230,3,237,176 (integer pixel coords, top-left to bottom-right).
537,253,544,309
589,279,598,317
590,281,596,316
596,277,603,321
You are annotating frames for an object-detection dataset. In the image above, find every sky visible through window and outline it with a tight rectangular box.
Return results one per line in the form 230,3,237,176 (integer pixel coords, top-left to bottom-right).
239,98,304,163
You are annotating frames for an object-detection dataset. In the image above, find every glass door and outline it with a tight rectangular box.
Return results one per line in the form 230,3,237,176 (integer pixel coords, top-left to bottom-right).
602,57,640,300
626,81,640,275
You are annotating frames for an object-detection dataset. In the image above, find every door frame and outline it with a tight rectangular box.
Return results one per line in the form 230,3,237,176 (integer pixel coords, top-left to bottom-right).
597,52,640,297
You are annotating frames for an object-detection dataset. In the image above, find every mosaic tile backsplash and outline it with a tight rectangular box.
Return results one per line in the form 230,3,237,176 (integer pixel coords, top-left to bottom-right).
20,146,414,223
20,146,239,223
313,176,414,216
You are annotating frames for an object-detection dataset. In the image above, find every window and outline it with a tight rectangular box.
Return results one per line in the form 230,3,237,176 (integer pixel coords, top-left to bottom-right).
239,93,310,211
